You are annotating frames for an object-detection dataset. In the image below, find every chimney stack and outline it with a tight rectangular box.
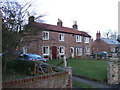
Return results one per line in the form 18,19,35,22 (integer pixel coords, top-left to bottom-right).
72,21,78,30
96,31,101,40
57,19,63,27
29,16,35,24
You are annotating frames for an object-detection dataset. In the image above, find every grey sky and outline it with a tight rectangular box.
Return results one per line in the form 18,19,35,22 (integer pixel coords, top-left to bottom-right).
2,0,119,39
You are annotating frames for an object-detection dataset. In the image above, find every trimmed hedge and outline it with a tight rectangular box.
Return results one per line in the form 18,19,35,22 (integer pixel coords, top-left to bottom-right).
4,59,34,76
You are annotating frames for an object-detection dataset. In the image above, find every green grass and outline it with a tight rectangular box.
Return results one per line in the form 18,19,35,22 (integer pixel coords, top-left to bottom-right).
47,59,63,66
47,58,107,82
72,80,92,88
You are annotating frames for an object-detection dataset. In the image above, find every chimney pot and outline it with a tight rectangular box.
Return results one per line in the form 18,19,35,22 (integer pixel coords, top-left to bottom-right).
96,31,101,40
29,16,35,24
57,19,63,27
72,21,78,30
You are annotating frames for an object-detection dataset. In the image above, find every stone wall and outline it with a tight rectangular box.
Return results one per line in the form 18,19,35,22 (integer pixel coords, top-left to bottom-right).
2,67,72,88
107,58,120,85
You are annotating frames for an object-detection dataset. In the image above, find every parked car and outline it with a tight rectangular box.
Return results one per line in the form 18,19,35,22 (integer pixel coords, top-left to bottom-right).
96,51,107,56
18,53,46,63
90,51,108,59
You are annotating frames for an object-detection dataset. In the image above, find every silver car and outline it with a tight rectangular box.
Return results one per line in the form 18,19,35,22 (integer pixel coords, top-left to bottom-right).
18,53,46,63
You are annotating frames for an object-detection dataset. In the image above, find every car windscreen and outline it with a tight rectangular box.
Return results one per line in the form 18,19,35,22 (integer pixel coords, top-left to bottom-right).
19,55,28,57
29,55,42,59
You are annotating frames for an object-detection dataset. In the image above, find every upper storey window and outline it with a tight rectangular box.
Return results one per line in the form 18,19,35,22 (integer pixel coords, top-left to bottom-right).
84,37,90,43
42,31,49,40
76,35,82,42
59,33,64,41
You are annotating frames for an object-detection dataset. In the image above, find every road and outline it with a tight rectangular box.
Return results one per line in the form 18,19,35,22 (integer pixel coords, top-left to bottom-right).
72,76,120,88
56,66,120,88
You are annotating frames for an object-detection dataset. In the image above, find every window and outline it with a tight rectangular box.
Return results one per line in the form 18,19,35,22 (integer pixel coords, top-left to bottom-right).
59,46,65,55
59,33,64,41
42,46,49,55
111,48,115,52
85,47,90,55
84,37,89,43
42,31,49,40
76,47,82,56
76,35,82,42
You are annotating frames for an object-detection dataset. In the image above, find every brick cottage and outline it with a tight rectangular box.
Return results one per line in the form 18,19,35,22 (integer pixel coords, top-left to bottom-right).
18,16,92,60
91,31,119,54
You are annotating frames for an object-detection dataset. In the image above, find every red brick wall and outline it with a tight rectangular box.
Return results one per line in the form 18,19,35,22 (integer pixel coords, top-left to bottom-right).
2,71,72,88
91,39,109,54
91,39,118,54
18,28,91,59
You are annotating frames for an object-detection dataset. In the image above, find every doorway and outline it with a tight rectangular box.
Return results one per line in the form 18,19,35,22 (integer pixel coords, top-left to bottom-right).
52,46,57,59
70,47,74,58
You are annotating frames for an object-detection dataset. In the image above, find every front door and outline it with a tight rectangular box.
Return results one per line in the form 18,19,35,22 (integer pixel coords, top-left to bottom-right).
23,46,27,54
70,47,74,58
52,46,57,59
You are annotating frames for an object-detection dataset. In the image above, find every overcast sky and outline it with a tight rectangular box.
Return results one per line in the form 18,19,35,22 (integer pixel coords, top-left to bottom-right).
2,0,120,39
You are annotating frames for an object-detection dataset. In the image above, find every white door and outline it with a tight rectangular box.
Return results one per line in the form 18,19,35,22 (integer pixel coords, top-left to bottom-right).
70,47,74,58
23,46,27,54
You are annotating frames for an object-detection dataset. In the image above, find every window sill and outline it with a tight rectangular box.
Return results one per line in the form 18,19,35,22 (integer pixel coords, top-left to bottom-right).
59,53,65,55
76,40,82,42
76,55,82,56
42,39,49,40
59,40,64,41
84,42,89,43
43,54,49,56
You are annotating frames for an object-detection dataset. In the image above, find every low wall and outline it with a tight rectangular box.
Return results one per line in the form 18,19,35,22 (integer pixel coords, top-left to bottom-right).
107,58,120,85
2,67,72,88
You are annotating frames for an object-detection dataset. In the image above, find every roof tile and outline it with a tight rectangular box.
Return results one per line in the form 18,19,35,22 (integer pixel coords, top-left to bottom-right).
31,22,91,37
101,38,120,45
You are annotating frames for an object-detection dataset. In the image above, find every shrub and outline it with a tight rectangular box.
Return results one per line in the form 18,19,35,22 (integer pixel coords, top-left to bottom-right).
5,59,34,76
2,56,8,73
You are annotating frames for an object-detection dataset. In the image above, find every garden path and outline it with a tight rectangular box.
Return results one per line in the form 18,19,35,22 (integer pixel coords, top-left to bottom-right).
73,76,120,88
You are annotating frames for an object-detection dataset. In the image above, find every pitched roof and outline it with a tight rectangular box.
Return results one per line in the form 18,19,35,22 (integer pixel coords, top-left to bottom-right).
30,22,91,37
101,38,120,45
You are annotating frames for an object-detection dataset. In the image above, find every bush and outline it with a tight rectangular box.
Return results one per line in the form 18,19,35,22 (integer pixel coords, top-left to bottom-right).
5,59,34,76
2,56,8,73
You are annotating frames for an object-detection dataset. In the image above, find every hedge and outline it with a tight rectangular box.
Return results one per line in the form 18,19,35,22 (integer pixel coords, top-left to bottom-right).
3,59,35,76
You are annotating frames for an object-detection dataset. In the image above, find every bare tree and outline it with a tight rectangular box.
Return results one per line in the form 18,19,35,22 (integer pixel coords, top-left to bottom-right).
2,1,45,54
102,29,118,40
2,2,32,32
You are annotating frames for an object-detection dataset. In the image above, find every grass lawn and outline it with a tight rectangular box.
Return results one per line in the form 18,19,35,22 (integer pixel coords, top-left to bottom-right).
47,58,108,82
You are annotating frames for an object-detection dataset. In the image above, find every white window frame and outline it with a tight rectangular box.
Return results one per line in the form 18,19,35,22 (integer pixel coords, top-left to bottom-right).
85,47,90,55
59,46,65,55
76,35,82,42
42,31,49,40
84,37,90,43
111,48,115,52
59,33,64,41
76,47,82,56
42,46,49,55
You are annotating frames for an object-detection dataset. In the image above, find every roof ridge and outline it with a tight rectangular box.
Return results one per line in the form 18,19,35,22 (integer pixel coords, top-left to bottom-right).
33,22,91,37
101,38,119,45
36,22,82,31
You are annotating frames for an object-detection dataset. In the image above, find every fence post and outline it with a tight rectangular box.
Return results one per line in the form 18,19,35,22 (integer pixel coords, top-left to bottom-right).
65,67,72,88
64,55,67,68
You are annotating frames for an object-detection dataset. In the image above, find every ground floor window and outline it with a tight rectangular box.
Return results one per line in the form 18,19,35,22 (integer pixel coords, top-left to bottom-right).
111,48,115,52
59,46,65,55
85,47,90,55
42,46,49,55
76,47,82,56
